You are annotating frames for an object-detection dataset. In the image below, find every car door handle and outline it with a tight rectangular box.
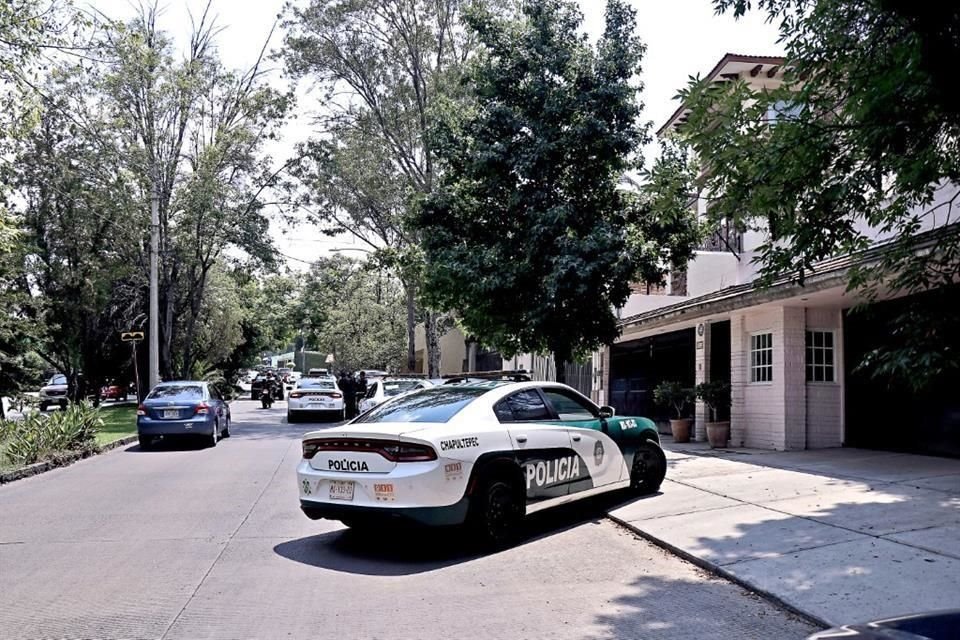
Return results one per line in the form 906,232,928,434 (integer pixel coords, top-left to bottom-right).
515,435,527,444
571,434,582,442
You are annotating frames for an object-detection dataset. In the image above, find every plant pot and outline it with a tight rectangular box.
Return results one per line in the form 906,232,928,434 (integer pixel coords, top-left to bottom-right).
670,418,692,443
706,421,730,448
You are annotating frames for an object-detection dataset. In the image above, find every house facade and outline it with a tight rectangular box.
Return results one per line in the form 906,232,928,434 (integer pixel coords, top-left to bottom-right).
595,54,960,456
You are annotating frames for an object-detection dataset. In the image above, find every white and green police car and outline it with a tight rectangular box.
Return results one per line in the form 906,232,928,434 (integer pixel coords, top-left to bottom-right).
297,380,666,546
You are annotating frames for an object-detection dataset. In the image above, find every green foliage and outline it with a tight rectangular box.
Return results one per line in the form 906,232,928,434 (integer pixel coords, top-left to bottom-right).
2,403,102,465
415,0,697,372
655,0,960,391
695,381,730,423
282,0,501,376
296,256,407,372
653,381,694,419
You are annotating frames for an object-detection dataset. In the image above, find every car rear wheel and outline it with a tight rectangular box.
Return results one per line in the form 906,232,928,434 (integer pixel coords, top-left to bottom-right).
630,440,667,495
222,417,230,438
468,474,524,549
286,411,297,424
138,434,151,451
208,421,219,448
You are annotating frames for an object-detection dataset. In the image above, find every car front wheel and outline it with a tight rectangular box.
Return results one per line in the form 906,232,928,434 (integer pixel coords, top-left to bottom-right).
630,440,667,495
468,474,524,549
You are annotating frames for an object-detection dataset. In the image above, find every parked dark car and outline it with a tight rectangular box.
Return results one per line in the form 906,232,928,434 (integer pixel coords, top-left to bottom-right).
808,610,960,639
136,381,231,450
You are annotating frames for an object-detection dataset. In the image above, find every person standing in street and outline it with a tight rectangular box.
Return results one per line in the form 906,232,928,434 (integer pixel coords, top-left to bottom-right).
355,371,368,415
338,370,356,420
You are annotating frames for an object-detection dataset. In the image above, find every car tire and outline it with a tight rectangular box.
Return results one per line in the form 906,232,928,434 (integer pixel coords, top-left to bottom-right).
138,434,151,451
629,439,667,495
222,417,230,438
287,411,297,424
208,421,219,448
39,402,49,412
467,473,524,549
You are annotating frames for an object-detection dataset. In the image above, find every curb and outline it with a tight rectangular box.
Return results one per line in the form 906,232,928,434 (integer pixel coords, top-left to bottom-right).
607,513,832,630
0,434,138,485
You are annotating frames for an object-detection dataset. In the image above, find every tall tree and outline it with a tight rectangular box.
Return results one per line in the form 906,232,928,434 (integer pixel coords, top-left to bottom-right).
657,0,960,390
414,0,698,382
283,0,492,376
11,70,143,401
99,3,290,379
295,256,407,373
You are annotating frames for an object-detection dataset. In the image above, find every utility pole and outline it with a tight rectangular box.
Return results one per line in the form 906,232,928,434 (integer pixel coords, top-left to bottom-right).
149,179,160,390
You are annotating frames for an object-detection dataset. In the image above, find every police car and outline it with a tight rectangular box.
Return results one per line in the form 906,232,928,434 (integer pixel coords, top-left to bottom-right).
297,378,666,546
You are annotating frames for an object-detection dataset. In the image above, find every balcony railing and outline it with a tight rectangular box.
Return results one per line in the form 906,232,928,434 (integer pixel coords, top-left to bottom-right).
699,220,743,256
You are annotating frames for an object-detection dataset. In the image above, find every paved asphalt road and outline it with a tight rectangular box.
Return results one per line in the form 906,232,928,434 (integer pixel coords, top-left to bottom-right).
0,401,819,640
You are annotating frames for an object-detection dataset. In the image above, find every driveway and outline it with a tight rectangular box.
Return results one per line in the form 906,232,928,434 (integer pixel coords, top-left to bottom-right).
611,442,960,625
0,401,817,639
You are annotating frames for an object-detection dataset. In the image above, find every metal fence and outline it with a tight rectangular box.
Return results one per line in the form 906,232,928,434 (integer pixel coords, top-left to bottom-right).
528,354,593,397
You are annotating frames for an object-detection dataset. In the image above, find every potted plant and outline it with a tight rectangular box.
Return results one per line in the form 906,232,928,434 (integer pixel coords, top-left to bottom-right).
653,381,694,443
696,380,731,448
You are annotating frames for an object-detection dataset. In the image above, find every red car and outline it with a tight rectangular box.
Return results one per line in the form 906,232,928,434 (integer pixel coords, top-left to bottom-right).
100,382,129,401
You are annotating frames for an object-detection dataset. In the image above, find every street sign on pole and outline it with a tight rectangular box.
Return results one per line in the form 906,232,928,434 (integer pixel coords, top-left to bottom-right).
120,331,145,342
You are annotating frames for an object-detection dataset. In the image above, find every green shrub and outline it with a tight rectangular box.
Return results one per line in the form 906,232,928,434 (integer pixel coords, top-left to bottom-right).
4,403,102,465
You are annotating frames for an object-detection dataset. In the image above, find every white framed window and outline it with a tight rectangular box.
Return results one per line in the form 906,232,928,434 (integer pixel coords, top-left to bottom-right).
806,330,836,383
750,332,773,383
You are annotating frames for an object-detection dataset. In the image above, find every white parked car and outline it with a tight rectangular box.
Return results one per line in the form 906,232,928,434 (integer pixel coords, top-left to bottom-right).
297,381,666,547
287,377,346,423
38,374,69,411
358,377,434,414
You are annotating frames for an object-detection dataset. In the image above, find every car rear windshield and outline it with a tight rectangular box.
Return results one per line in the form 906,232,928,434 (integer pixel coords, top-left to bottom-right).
354,387,486,423
147,385,204,401
300,379,336,389
382,380,423,397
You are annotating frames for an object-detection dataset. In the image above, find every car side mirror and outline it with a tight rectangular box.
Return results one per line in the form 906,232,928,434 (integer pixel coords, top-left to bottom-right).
599,405,615,419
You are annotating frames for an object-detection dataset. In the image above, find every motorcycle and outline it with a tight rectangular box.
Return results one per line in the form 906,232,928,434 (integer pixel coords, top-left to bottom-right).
260,386,274,409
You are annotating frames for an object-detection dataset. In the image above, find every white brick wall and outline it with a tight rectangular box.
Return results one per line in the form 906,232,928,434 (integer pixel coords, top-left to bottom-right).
733,307,789,449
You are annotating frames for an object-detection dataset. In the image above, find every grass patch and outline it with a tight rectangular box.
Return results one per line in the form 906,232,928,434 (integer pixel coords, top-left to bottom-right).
96,404,137,445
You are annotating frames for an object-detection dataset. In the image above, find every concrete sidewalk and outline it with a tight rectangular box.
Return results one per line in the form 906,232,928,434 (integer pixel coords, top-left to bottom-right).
609,442,960,627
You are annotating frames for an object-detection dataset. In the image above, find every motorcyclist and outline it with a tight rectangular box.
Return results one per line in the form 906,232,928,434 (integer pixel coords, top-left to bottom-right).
260,374,276,408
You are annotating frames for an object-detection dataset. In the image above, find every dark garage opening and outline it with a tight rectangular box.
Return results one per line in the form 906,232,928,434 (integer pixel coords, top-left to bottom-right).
844,289,960,458
610,328,695,423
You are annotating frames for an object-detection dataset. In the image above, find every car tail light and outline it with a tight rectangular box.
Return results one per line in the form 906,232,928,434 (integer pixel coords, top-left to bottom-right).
331,392,342,399
289,391,303,399
194,402,210,415
302,440,321,459
137,404,147,416
381,443,437,462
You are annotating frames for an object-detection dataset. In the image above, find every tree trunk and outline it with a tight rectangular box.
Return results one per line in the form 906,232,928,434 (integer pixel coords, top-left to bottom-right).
554,353,567,385
405,285,416,373
425,312,441,377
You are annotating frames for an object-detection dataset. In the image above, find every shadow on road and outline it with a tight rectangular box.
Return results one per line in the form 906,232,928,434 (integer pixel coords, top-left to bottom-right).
273,490,647,576
123,436,214,452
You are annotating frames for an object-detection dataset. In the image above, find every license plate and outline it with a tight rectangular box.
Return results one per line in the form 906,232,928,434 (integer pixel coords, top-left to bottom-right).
162,409,179,419
329,480,355,502
309,402,330,408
